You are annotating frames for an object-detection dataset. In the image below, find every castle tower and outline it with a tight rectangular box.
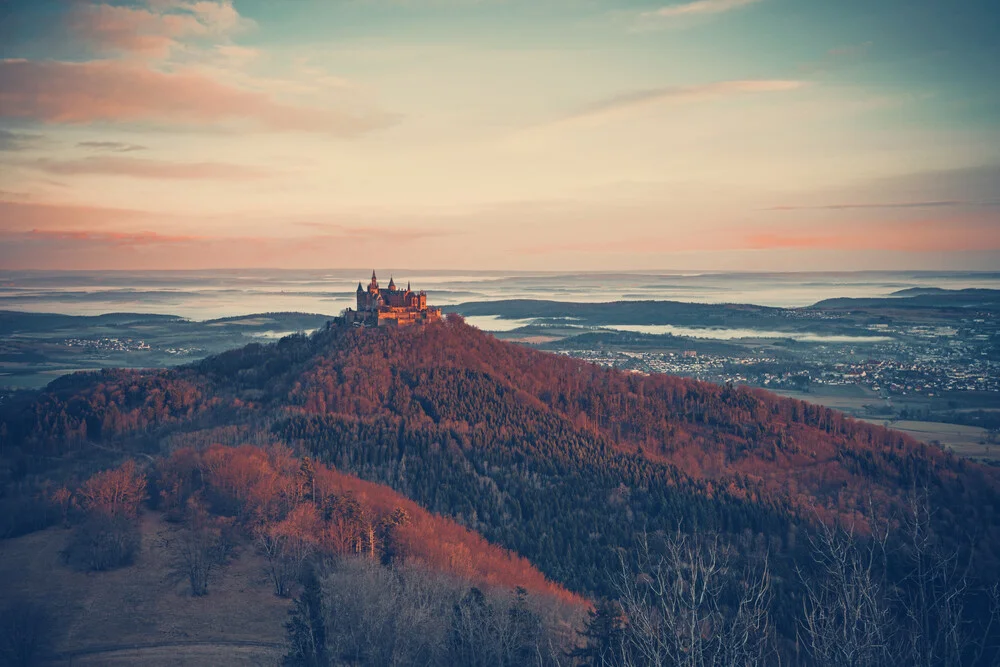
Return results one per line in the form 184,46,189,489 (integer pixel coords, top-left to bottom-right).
388,275,396,291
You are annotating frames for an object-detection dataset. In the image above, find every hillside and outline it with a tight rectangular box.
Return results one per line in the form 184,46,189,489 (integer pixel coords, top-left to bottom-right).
0,441,582,664
4,318,998,597
0,513,289,666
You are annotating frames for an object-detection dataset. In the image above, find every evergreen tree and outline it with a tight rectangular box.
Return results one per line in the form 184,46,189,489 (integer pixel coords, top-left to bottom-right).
571,598,627,666
284,564,327,667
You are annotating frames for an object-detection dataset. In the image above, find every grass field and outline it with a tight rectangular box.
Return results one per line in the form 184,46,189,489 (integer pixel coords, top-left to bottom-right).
0,513,290,666
859,419,999,461
775,389,1000,461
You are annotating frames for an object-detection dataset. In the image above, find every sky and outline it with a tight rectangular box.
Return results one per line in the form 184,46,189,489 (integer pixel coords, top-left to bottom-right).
0,0,998,271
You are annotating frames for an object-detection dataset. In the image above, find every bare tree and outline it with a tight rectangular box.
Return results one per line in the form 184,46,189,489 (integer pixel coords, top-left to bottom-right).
176,524,223,596
796,519,898,667
613,529,774,667
256,527,299,597
898,490,1000,667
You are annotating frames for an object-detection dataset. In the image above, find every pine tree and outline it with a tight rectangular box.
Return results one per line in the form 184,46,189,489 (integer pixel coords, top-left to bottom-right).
571,598,627,666
284,565,327,666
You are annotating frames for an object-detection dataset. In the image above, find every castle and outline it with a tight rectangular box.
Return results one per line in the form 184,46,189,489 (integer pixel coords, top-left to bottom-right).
340,271,442,327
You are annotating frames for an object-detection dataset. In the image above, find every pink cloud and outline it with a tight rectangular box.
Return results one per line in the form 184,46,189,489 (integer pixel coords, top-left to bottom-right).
31,156,269,180
0,59,396,134
520,216,1000,256
745,221,1000,253
24,229,202,246
0,200,162,233
67,1,253,58
642,0,762,19
0,225,456,270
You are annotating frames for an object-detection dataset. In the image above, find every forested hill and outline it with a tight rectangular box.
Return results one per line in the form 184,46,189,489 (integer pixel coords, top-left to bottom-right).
3,316,999,597
446,299,786,327
811,287,1000,310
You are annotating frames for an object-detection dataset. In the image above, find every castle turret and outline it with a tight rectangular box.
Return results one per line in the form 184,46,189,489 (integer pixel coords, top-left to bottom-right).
388,276,396,291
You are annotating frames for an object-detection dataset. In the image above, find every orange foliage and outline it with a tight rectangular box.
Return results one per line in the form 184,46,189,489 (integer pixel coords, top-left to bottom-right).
159,444,583,606
78,460,147,519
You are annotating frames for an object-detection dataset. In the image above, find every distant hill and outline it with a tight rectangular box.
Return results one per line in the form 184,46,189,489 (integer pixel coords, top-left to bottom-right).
0,311,183,336
449,299,799,330
811,288,1000,310
0,310,334,336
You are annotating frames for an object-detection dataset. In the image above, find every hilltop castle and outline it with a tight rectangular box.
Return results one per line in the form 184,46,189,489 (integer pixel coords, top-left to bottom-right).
340,271,442,327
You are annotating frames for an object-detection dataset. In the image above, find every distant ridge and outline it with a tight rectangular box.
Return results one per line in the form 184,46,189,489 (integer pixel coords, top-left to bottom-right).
811,288,1000,310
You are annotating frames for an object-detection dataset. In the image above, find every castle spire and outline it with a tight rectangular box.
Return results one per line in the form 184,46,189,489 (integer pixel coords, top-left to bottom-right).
388,275,396,290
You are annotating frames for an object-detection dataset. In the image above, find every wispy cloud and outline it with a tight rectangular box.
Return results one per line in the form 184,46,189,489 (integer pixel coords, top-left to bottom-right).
0,129,43,152
642,0,762,19
0,200,163,233
552,79,803,127
293,221,455,242
0,224,460,270
77,141,149,152
0,59,398,134
762,200,993,211
519,220,1000,256
22,229,202,246
30,156,270,180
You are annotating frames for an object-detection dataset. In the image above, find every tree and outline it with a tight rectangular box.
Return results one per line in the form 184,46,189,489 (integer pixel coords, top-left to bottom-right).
796,520,897,667
62,513,140,571
77,459,147,519
0,599,54,667
572,598,627,666
612,530,774,667
378,506,410,566
897,490,1000,667
173,500,226,597
284,564,328,667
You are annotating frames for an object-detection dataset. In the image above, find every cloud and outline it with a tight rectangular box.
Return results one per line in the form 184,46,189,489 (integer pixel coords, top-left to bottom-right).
0,129,43,152
0,59,397,134
0,200,164,233
640,0,762,20
22,229,201,246
67,1,255,58
30,156,269,180
292,221,455,242
799,41,873,75
555,80,803,127
0,224,459,270
762,200,992,211
521,223,1000,255
77,141,149,152
744,219,1000,253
